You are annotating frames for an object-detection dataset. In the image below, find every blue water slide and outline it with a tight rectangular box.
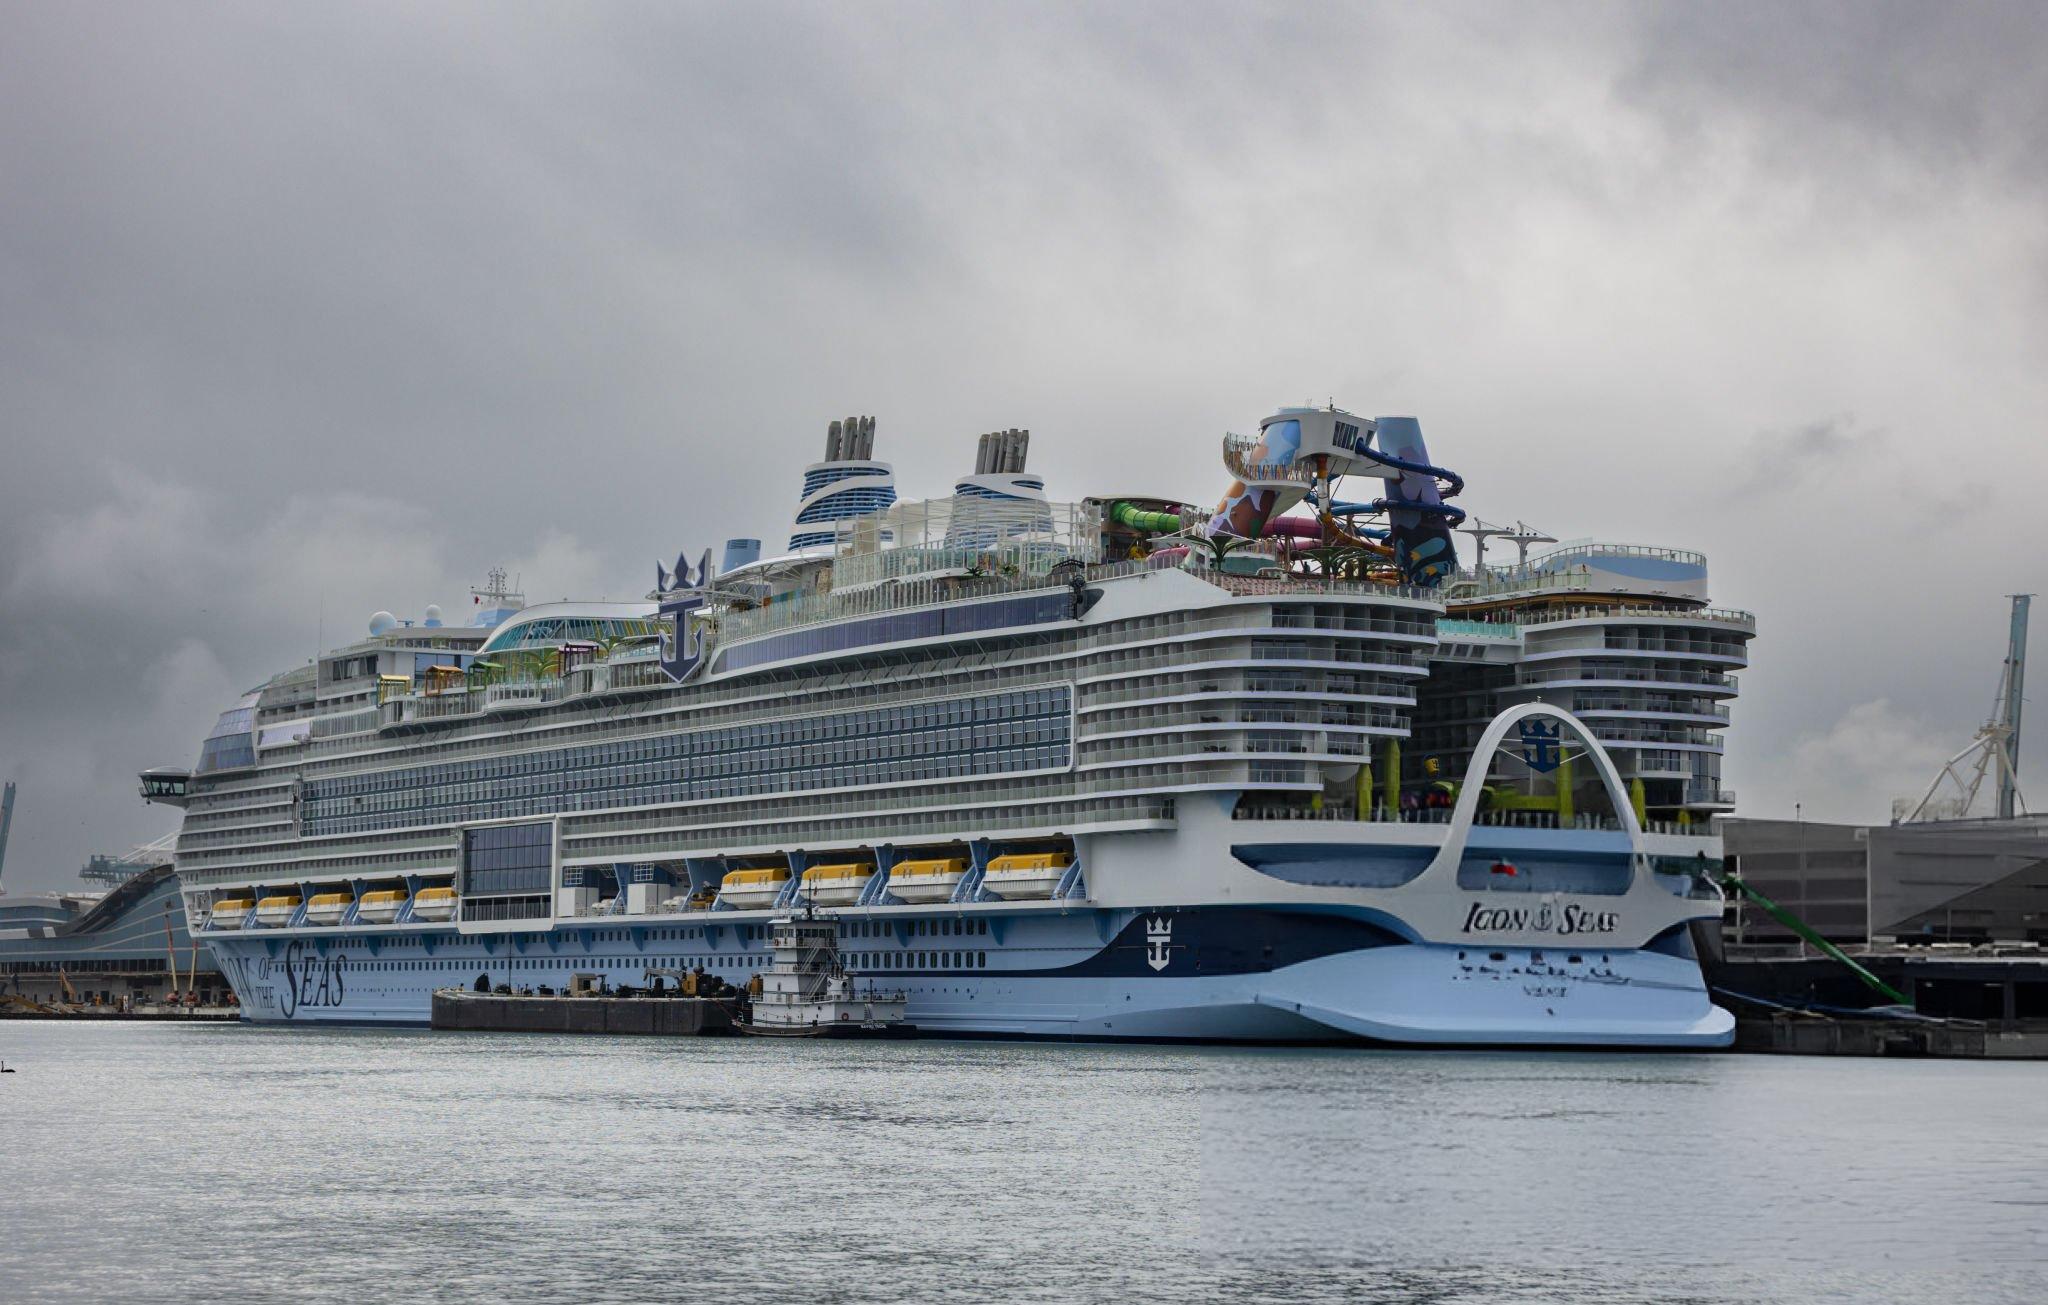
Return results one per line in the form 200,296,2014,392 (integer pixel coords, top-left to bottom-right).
1367,417,1462,585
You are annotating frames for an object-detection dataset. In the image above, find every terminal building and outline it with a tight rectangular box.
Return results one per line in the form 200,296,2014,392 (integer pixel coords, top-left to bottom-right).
1722,814,2048,947
0,856,223,1008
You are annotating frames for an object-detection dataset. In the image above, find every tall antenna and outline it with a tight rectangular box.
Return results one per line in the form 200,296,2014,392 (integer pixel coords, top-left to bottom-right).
1999,594,2031,820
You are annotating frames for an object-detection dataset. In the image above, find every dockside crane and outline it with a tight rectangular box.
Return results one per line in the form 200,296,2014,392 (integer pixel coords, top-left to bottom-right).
0,781,15,891
1895,594,2032,823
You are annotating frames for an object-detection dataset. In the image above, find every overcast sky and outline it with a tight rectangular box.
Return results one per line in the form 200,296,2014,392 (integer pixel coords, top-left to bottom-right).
4,2,2045,892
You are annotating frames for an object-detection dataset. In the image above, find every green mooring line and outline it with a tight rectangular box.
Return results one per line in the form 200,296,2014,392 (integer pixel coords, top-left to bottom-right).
1724,874,1910,1006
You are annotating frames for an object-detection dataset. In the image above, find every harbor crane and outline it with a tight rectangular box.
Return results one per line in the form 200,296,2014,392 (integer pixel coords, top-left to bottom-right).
1896,594,2032,823
0,781,15,891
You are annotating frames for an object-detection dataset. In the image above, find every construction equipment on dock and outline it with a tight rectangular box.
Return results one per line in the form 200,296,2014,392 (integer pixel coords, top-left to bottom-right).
1896,594,2032,823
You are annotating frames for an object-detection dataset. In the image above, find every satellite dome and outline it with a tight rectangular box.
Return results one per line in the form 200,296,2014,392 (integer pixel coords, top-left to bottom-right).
422,604,445,628
368,611,398,636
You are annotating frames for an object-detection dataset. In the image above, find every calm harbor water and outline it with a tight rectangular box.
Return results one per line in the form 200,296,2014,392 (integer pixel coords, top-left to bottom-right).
2,1024,2043,1304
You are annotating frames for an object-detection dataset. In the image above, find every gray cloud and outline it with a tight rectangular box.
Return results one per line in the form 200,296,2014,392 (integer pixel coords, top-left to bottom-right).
4,2,2047,888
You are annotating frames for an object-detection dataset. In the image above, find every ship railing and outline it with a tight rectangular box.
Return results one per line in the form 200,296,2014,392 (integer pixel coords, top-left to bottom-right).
562,794,1181,866
1444,571,1594,602
1075,609,1440,651
1513,541,1709,570
1512,605,1756,632
1435,618,1521,641
1228,806,1708,836
1220,434,1323,487
1571,697,1732,722
1079,707,1408,738
1200,572,1443,604
1516,666,1735,690
1078,678,1417,710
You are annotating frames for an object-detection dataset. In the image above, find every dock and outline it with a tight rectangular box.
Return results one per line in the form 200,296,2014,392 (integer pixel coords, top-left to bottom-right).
0,1004,241,1021
431,988,738,1036
1734,1012,2048,1058
1712,949,2048,1059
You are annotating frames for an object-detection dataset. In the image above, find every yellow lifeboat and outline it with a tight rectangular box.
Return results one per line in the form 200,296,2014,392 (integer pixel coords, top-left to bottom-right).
304,891,355,926
718,867,791,910
887,857,968,904
799,863,874,906
683,887,717,912
981,851,1073,900
209,897,255,929
411,885,459,921
356,888,408,924
253,894,303,927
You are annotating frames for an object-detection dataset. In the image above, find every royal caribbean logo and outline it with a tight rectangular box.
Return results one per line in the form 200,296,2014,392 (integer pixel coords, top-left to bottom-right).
658,546,715,683
1145,915,1172,971
1517,719,1564,773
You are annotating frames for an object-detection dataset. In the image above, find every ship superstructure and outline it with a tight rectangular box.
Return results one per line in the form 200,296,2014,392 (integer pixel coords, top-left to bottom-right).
146,408,1752,1044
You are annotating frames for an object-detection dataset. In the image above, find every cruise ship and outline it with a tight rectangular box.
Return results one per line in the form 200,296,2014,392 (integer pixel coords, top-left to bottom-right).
142,407,1753,1045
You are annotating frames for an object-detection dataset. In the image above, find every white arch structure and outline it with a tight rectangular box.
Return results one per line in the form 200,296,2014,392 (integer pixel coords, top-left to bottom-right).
1414,702,1647,888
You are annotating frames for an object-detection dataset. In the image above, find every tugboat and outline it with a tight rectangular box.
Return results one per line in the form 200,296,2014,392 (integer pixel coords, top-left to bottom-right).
741,910,912,1038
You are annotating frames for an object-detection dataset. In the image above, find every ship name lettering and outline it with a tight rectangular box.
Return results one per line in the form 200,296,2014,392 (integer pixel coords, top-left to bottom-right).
279,940,349,1019
1462,903,1619,936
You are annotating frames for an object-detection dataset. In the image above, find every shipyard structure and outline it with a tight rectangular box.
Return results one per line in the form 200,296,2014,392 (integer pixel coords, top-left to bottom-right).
142,408,1754,1044
0,832,223,1010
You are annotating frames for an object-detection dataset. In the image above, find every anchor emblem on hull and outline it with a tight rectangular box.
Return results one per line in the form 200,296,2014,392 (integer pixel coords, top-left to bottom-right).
1145,916,1172,972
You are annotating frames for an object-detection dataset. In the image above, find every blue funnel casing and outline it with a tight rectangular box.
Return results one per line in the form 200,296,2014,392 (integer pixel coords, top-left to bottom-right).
721,538,762,574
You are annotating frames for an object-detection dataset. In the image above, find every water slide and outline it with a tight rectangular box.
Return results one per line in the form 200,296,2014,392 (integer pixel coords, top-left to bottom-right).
1108,410,1464,585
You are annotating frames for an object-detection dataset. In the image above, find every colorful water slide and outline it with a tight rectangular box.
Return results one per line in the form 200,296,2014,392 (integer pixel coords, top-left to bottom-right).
1109,501,1193,534
1116,408,1465,585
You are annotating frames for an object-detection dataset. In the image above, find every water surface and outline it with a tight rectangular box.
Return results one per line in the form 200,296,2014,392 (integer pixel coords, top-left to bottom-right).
1,1024,2042,1303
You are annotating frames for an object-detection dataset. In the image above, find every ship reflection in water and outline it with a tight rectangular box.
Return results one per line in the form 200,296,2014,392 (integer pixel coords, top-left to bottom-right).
2,1025,2044,1304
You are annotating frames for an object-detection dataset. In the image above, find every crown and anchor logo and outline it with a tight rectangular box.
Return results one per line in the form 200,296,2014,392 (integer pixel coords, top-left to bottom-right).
1145,915,1173,972
1517,719,1565,774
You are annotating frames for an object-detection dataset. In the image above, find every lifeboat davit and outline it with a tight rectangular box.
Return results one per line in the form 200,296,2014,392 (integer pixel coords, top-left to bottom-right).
887,858,967,904
356,889,408,924
253,895,303,927
801,863,873,906
411,886,459,921
208,898,255,929
718,867,791,910
981,852,1072,900
304,892,354,926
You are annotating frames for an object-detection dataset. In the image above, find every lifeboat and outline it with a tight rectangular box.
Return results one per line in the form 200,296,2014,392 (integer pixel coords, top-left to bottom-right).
981,852,1073,900
253,894,303,927
304,892,355,926
887,857,967,904
800,863,874,906
209,897,255,929
718,867,792,910
356,889,408,924
683,887,717,912
411,885,459,921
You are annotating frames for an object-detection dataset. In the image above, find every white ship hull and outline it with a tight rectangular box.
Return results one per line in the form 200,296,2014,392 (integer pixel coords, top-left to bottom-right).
200,791,1734,1047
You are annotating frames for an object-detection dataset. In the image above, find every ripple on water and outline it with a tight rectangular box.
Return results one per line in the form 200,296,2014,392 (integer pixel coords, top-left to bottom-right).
0,1025,2044,1304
